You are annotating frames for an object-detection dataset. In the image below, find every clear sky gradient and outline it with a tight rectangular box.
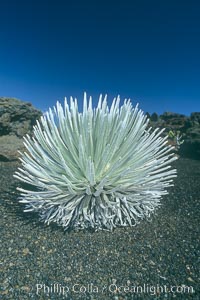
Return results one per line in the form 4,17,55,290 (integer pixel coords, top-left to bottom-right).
0,0,200,115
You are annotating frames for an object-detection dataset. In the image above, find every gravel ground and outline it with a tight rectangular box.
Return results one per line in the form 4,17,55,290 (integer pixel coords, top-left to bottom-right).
0,158,199,300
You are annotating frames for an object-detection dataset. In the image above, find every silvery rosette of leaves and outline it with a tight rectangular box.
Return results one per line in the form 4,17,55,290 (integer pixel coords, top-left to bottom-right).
14,93,177,230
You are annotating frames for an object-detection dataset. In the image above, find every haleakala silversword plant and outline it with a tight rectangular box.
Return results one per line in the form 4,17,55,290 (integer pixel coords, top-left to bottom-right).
14,93,177,230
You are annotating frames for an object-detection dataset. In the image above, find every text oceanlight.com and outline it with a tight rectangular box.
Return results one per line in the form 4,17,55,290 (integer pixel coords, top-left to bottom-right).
35,283,195,296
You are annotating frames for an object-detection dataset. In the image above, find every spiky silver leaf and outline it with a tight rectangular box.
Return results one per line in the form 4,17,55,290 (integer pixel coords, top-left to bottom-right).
14,93,177,230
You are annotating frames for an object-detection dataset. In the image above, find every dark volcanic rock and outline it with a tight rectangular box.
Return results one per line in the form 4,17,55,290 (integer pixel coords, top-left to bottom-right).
191,112,200,122
150,112,158,122
148,111,200,159
160,112,186,121
0,97,41,137
179,139,200,159
160,112,188,131
180,113,200,159
0,97,42,161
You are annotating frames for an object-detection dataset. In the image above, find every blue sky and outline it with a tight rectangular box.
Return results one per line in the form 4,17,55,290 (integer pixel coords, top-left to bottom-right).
0,0,200,115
